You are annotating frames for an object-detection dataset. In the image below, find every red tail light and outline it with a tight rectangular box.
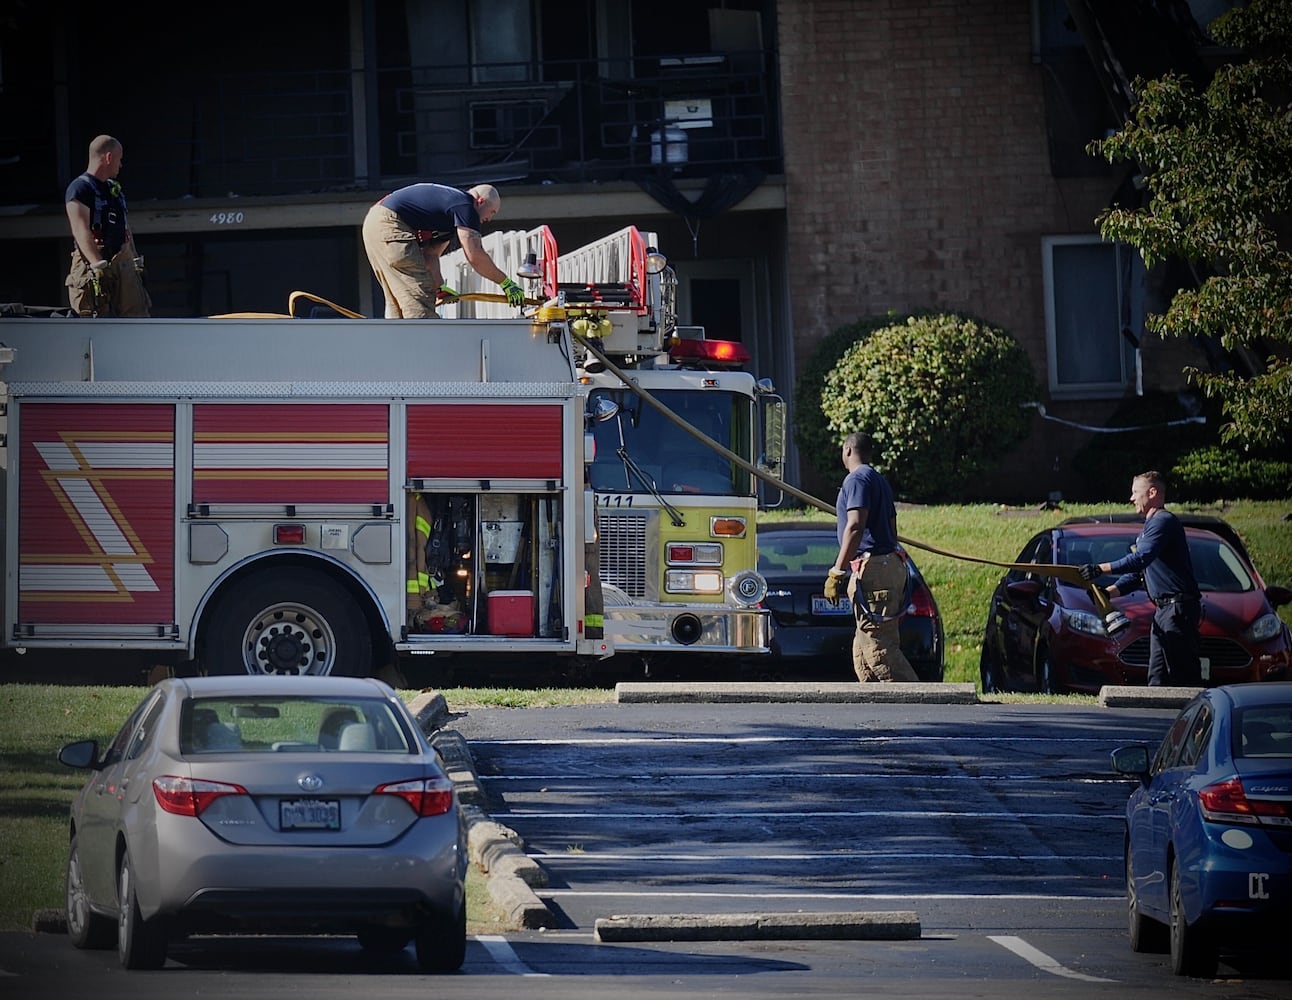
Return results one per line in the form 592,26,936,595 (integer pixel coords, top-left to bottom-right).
153,775,248,816
1198,776,1290,826
375,777,455,817
906,581,938,618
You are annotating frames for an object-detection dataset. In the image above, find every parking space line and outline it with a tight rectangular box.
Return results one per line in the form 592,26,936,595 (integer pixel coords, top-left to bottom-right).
483,772,1127,784
987,935,1116,982
534,851,1118,862
496,809,1120,821
475,935,550,976
473,735,1126,746
543,890,1121,901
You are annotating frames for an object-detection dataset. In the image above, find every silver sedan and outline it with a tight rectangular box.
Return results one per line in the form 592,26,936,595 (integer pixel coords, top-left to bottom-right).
58,675,466,971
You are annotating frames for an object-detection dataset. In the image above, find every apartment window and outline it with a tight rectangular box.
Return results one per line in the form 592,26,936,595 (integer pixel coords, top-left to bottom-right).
1042,235,1141,399
470,0,532,82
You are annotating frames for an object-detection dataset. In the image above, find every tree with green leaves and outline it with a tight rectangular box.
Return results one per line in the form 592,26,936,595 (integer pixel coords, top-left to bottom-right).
1088,0,1292,451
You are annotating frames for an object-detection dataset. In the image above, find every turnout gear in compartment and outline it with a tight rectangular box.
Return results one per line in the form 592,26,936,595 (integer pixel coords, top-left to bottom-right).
406,493,475,634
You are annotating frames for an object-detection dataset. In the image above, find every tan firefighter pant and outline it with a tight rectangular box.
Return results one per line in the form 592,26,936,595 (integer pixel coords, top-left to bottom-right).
847,551,918,683
362,204,439,319
67,247,152,318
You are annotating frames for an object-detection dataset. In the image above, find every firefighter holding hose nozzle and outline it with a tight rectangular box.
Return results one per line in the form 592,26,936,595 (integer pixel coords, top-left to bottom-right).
1079,471,1201,686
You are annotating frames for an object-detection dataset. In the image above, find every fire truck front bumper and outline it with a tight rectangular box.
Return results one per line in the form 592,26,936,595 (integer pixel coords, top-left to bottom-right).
601,603,770,654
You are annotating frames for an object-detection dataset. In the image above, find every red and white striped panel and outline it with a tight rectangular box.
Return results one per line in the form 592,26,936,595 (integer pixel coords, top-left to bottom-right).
18,403,176,624
192,403,389,504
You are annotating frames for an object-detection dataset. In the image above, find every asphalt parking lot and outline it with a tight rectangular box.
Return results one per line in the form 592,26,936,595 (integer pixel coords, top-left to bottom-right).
414,681,1202,940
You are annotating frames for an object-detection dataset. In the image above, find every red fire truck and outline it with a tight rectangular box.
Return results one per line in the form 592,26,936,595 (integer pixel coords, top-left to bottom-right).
0,227,784,680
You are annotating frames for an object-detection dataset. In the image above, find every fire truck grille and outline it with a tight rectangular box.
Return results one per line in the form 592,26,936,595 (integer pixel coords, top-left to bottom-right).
599,513,649,598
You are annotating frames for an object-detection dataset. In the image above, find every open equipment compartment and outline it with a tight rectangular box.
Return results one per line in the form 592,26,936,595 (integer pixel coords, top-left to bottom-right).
403,489,563,640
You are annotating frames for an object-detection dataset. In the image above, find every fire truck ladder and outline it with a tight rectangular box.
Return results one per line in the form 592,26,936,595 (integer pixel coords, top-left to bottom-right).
437,225,660,320
549,225,655,315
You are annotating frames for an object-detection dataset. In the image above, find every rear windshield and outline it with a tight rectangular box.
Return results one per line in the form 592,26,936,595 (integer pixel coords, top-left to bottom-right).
758,532,837,573
181,697,414,754
1236,705,1292,758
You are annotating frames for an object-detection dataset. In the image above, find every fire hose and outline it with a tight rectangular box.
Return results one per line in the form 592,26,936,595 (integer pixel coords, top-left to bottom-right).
573,333,1130,635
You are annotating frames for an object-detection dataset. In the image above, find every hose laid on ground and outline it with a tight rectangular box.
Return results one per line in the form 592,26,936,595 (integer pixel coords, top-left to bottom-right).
573,334,1125,626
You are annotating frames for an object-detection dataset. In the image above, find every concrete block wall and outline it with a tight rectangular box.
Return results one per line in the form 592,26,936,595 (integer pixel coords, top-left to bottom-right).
775,0,1196,502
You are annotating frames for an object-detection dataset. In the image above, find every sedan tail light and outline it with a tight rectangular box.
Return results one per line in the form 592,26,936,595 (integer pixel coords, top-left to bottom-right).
153,775,248,816
1198,776,1292,827
906,582,938,618
374,776,455,817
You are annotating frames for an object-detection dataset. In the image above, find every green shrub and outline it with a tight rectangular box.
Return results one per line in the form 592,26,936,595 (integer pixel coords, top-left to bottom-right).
793,311,925,480
819,314,1038,501
1070,392,1289,501
1170,446,1292,501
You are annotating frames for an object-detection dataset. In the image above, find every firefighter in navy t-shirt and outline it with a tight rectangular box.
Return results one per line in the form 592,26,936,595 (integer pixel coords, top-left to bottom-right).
362,182,524,318
64,135,150,317
827,432,919,683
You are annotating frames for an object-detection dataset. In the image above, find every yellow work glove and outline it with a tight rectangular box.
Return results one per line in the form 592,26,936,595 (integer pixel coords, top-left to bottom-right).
499,276,525,307
90,258,109,297
824,568,847,606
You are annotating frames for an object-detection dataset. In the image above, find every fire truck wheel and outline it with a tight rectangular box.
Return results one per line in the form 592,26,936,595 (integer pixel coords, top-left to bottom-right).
202,568,371,677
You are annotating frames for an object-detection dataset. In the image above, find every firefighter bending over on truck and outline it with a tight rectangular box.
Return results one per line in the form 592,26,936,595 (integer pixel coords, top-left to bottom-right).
362,182,525,319
64,134,151,318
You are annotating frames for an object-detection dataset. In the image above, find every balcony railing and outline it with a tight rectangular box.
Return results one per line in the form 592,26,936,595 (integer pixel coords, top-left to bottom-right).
379,53,780,188
1,53,781,206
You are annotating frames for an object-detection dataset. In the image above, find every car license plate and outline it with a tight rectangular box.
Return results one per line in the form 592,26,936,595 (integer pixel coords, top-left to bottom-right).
811,596,852,616
280,799,340,830
1200,656,1211,681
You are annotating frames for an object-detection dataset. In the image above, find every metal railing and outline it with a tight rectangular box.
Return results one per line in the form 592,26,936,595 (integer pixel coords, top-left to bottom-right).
377,54,781,188
0,54,781,206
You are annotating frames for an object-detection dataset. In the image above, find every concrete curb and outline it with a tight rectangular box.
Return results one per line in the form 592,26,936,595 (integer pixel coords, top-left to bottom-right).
594,910,922,943
429,726,487,807
407,689,451,733
616,681,977,705
32,908,65,934
429,728,557,931
1098,685,1202,709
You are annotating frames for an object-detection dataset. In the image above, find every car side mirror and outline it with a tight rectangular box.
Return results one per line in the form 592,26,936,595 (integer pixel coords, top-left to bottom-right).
1266,584,1292,609
1110,743,1150,779
58,739,101,770
1005,579,1044,601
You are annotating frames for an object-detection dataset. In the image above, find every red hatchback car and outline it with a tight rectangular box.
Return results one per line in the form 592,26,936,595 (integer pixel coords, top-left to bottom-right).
980,515,1292,695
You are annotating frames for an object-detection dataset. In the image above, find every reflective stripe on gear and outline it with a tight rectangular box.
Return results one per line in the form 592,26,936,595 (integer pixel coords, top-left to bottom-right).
407,493,435,612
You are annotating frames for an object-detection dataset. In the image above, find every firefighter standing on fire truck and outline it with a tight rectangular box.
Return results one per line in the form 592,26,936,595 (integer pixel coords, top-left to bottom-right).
64,134,151,318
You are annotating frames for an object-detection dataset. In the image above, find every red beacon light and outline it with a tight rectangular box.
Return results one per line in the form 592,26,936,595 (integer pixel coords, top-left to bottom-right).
668,337,751,367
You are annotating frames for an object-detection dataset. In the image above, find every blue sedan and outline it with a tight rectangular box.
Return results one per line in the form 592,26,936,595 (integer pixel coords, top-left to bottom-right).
1111,683,1292,976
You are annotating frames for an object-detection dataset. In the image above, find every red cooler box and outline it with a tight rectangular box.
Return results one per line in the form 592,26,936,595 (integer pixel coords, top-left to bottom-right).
488,590,535,637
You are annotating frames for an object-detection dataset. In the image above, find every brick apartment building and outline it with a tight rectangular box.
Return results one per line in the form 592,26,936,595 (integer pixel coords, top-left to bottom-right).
0,0,1223,502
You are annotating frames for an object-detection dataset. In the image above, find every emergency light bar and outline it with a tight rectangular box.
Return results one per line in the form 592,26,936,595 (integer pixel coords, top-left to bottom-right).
668,338,751,366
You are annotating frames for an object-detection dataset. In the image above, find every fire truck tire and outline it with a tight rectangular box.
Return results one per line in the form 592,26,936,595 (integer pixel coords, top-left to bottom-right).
202,568,371,677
